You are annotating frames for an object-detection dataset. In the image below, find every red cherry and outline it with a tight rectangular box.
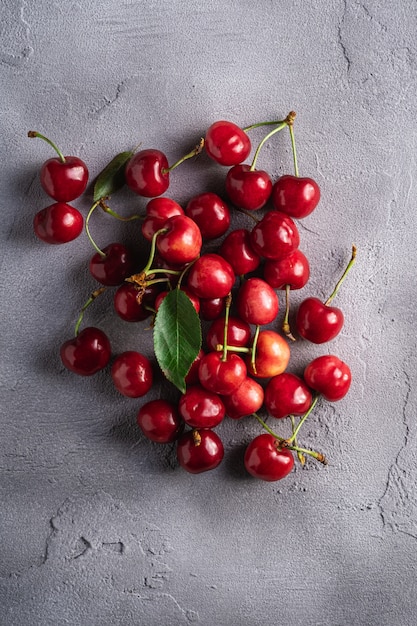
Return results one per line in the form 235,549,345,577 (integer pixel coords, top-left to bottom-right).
60,327,111,376
89,243,135,286
244,433,294,481
142,197,184,241
247,330,290,378
304,355,351,401
296,297,344,343
199,297,225,321
272,174,321,218
40,155,89,202
186,253,235,299
236,277,279,326
179,384,225,429
204,120,251,166
156,214,202,265
185,349,205,385
176,429,224,474
137,399,184,443
219,228,261,276
198,351,247,395
113,283,158,322
225,164,272,211
222,377,264,419
250,211,300,260
125,149,169,197
185,192,230,240
263,249,310,290
264,372,312,419
111,351,153,398
206,315,251,352
33,202,83,244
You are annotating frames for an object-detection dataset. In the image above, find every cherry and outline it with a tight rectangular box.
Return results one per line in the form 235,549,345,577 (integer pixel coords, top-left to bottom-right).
28,131,89,202
219,228,261,276
142,197,184,241
244,433,294,481
222,377,264,419
304,355,351,402
263,249,310,290
111,350,153,398
206,315,251,353
250,211,300,260
186,253,235,299
137,399,184,443
272,174,321,218
198,351,247,395
185,349,205,385
204,120,251,166
236,277,279,326
178,384,225,429
89,243,135,286
199,297,225,321
155,287,200,314
247,330,290,378
176,428,224,474
185,192,230,240
296,297,344,344
225,164,272,211
264,372,312,419
60,327,111,376
113,283,158,322
33,202,83,244
156,214,202,265
125,149,169,197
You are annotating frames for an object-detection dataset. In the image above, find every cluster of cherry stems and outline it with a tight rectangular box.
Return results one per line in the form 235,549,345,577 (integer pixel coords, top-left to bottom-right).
29,111,356,482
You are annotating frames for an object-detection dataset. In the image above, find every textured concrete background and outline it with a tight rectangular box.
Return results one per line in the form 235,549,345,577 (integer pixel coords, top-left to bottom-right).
1,1,417,625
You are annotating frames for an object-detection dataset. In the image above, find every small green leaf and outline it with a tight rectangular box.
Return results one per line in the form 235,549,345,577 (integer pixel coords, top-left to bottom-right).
93,150,134,201
153,289,202,394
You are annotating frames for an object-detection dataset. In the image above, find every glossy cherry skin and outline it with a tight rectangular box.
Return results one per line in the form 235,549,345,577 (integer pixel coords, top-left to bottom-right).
236,278,279,326
60,327,111,376
33,202,83,244
251,211,300,260
247,330,290,378
176,428,224,474
185,192,230,240
206,316,251,352
225,164,272,211
272,174,321,218
186,253,235,299
40,156,89,202
179,384,226,429
264,372,313,419
111,351,153,398
204,120,251,166
156,214,202,265
198,351,247,395
244,433,294,482
142,197,184,241
89,243,135,286
199,297,225,321
296,297,344,343
125,149,169,197
304,355,351,401
219,228,261,276
113,283,158,322
222,377,264,419
137,399,184,443
263,249,310,290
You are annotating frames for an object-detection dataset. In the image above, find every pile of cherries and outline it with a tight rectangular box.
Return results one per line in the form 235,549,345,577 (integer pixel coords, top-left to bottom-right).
29,112,355,482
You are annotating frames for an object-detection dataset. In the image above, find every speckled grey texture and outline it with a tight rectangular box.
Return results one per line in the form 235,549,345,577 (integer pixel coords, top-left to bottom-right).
1,1,417,625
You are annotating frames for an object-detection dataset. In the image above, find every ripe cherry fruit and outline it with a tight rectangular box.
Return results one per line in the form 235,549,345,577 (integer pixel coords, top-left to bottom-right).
137,399,184,443
236,277,279,326
111,351,153,398
198,351,247,395
204,120,251,166
156,214,202,265
176,428,224,474
246,330,290,378
244,433,294,481
186,253,235,299
225,164,272,211
125,149,170,198
304,355,351,402
33,202,83,244
264,372,312,419
178,384,226,429
272,174,321,218
222,377,264,419
185,192,230,240
250,211,300,260
60,327,111,376
219,228,261,276
89,243,136,286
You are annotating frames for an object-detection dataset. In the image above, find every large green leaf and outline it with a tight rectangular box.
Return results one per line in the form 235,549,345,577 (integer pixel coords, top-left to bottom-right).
93,150,134,201
153,289,202,394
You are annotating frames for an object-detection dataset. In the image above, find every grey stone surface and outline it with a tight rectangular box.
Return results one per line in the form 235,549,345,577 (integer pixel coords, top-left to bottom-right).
1,1,417,624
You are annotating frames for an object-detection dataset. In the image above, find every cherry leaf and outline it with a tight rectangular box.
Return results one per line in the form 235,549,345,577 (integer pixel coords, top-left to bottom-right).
153,289,202,394
93,150,134,201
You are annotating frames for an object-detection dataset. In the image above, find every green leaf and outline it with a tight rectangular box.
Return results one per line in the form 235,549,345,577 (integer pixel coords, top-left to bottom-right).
153,289,202,394
93,150,134,202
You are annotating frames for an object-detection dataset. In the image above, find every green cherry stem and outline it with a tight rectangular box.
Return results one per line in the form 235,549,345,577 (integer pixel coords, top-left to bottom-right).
243,118,287,132
250,325,261,373
74,287,107,336
291,415,306,465
27,130,66,163
221,293,233,362
287,116,299,177
325,244,357,306
250,122,287,172
85,200,107,258
282,284,296,342
101,204,143,222
287,394,320,444
162,138,205,174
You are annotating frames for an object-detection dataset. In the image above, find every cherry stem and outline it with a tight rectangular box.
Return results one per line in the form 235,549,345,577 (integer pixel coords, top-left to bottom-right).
287,121,299,177
250,122,287,172
74,287,107,336
221,293,233,362
282,284,296,341
102,205,143,222
250,325,261,374
85,200,107,258
291,415,305,465
243,118,287,132
287,394,319,443
325,244,357,306
27,131,66,163
142,227,168,274
162,138,205,174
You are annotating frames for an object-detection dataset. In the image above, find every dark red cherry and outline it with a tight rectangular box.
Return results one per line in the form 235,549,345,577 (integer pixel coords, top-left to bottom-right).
199,297,225,321
185,192,230,240
178,384,225,429
185,349,206,385
137,399,184,443
198,351,247,396
125,149,169,197
40,156,89,202
225,164,272,211
176,429,224,474
60,327,111,376
186,253,235,299
236,277,279,326
33,202,83,244
251,211,300,260
206,316,251,352
113,283,158,322
204,120,251,166
111,351,153,398
304,355,351,401
156,214,202,265
222,377,264,419
244,433,294,481
264,372,313,419
89,243,135,286
219,228,261,276
296,297,344,344
263,249,310,290
272,174,320,218
142,196,184,241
